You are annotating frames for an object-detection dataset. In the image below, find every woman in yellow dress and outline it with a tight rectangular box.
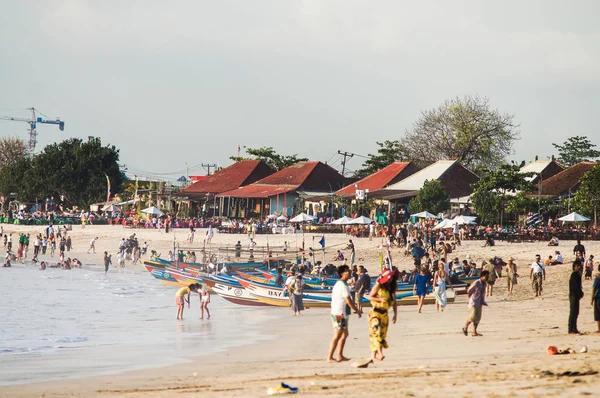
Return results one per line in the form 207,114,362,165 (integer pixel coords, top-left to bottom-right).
368,268,399,361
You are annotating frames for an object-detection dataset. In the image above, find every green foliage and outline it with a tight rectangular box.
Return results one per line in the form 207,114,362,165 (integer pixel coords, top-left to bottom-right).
471,164,536,224
403,95,519,173
552,136,600,167
353,140,409,179
8,137,125,208
230,146,308,171
407,179,450,215
572,163,600,219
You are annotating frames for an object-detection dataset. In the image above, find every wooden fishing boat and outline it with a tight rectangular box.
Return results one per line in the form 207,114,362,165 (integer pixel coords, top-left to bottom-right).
202,278,269,306
143,264,181,287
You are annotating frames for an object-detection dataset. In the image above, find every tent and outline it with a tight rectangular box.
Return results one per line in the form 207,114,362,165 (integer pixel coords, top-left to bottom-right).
331,216,353,225
141,206,164,216
453,215,477,225
350,216,374,225
101,203,121,212
289,213,315,222
412,211,438,219
276,215,288,221
558,212,590,222
433,219,454,230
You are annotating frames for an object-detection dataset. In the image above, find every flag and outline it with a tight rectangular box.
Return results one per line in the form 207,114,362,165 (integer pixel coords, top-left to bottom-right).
105,174,111,204
318,235,325,248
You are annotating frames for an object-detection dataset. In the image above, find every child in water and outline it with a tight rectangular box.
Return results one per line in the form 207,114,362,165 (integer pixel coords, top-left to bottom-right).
176,283,199,320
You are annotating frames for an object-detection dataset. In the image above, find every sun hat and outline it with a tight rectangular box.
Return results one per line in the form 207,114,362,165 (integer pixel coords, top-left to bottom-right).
508,257,515,262
377,268,398,285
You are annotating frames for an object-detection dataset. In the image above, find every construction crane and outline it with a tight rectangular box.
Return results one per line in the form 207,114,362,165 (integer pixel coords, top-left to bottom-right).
0,107,65,151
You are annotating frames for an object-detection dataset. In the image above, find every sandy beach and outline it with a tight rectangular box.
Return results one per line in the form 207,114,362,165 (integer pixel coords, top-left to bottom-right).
1,224,599,397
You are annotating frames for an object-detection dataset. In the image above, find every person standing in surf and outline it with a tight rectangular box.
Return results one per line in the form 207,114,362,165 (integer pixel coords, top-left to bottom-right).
327,265,361,363
103,251,111,276
176,283,199,320
199,284,211,319
367,268,398,361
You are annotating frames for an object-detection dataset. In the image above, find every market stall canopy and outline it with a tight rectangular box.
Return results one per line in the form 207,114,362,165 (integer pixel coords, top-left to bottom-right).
558,212,590,222
433,219,454,230
276,215,288,221
101,203,121,212
141,206,164,216
331,216,353,225
289,213,315,222
350,216,374,225
412,211,438,219
453,215,477,225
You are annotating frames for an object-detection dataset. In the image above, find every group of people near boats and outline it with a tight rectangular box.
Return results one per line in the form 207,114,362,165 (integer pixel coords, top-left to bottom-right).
175,283,211,320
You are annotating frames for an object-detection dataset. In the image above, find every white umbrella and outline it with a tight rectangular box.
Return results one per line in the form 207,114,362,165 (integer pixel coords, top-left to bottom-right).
276,215,288,221
350,216,374,225
453,215,477,225
266,214,277,219
101,203,121,212
558,212,590,222
433,219,453,230
141,206,164,216
331,216,353,225
412,211,438,219
289,212,315,222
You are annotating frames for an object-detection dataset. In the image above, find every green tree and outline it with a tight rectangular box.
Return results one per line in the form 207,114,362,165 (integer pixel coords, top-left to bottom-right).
230,146,308,171
471,164,535,224
24,137,125,207
353,140,409,179
403,95,519,173
552,136,600,167
572,163,600,224
407,179,450,215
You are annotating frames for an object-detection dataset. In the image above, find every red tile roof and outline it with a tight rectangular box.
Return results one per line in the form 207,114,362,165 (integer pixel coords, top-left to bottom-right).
218,161,346,198
179,160,274,199
336,162,417,197
537,162,597,196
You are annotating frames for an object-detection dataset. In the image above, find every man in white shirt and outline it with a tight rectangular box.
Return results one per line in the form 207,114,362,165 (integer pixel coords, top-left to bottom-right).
530,254,546,297
327,265,361,363
87,237,98,254
284,270,297,304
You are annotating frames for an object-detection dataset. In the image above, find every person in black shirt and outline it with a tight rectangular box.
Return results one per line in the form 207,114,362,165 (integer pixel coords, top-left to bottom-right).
573,240,586,259
354,266,371,313
275,268,284,287
568,260,584,334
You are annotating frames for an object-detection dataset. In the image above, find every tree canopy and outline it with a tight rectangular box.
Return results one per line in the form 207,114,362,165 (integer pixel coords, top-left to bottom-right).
572,163,600,221
552,136,600,167
471,164,536,224
0,137,30,167
230,146,308,171
353,140,409,179
402,95,519,173
407,179,450,215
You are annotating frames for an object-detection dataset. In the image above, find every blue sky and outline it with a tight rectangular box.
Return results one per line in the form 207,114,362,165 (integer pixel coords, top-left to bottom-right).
1,0,599,180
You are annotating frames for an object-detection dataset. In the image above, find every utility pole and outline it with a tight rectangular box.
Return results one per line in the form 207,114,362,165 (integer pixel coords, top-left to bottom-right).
202,163,218,176
337,150,354,177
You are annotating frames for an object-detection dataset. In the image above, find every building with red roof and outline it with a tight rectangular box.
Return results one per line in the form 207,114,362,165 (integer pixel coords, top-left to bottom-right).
217,161,346,218
534,161,597,198
336,162,419,198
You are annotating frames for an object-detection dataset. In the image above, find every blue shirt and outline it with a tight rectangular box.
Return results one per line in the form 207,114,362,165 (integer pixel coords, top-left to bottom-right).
593,276,600,299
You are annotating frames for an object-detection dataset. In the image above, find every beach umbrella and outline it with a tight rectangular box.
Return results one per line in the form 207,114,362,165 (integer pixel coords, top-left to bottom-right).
350,215,374,225
276,215,288,221
412,211,438,219
289,212,315,222
433,219,453,230
558,212,590,222
331,216,353,225
141,206,164,216
453,215,477,225
101,203,121,212
266,214,277,219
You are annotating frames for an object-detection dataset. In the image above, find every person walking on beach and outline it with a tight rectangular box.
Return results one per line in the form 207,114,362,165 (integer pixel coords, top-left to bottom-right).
591,270,600,334
103,251,111,276
327,264,361,363
291,274,305,316
462,270,490,337
347,240,356,265
199,284,211,319
235,241,242,258
573,239,586,259
206,225,214,244
355,266,371,314
41,237,47,255
506,257,518,296
66,235,72,252
530,254,546,297
368,268,398,361
433,264,453,312
175,283,199,320
88,237,98,254
484,260,499,297
413,266,431,314
568,260,584,334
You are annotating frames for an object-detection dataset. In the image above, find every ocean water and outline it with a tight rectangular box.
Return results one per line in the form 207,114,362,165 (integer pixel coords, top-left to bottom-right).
0,264,275,386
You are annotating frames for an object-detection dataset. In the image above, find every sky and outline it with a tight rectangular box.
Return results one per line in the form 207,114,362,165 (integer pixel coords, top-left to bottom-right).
1,0,599,181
